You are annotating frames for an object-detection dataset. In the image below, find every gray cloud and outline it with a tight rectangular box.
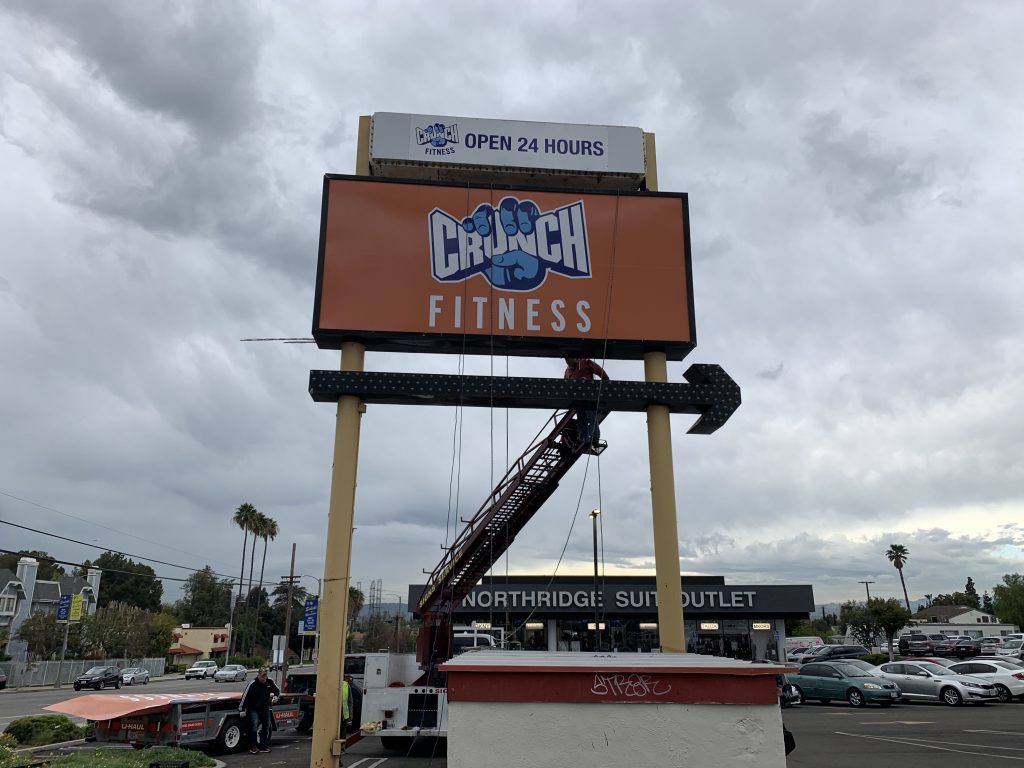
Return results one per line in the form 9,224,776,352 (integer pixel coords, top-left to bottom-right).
1,0,1022,609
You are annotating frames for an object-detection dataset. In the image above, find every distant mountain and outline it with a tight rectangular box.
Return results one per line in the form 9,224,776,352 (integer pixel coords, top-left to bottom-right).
814,597,929,617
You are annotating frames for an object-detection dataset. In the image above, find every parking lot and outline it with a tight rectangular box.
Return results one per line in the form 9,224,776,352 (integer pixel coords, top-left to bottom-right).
784,699,1024,766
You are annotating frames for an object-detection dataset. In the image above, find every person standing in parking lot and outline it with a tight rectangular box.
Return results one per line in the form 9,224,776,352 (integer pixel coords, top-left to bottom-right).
239,667,280,754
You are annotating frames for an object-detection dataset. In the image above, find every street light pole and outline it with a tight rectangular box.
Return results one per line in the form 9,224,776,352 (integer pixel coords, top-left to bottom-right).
858,580,875,602
590,509,601,651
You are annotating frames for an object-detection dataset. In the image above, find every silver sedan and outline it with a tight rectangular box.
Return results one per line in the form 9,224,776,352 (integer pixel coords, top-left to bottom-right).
121,667,150,685
214,664,248,682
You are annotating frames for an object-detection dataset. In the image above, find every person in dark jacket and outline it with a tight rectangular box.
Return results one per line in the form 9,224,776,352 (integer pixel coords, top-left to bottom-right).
239,667,280,754
564,356,610,448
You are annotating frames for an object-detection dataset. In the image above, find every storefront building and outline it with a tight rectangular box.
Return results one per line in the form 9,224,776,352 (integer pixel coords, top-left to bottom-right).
409,575,815,660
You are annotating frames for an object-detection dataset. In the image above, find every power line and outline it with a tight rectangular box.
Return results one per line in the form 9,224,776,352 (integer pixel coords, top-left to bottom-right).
0,547,230,585
0,489,236,571
0,518,236,581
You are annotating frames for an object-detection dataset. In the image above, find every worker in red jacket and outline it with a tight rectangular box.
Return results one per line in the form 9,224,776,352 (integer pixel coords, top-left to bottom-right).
564,356,609,448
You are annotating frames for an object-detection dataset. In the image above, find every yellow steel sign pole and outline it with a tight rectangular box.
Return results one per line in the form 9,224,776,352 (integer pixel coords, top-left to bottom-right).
310,116,371,768
642,132,685,653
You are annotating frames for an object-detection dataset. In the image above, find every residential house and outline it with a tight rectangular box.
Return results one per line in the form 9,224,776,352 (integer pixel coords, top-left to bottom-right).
168,624,230,667
909,605,1018,637
1,557,101,661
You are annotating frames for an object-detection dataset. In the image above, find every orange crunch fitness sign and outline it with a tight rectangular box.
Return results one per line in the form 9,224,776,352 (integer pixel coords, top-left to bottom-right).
313,176,695,360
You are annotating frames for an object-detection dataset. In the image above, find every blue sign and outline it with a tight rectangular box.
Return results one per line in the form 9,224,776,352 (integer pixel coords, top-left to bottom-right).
56,594,72,623
303,597,319,635
773,630,780,641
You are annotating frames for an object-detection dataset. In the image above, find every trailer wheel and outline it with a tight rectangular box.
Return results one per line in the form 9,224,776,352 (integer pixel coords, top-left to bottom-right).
216,718,246,753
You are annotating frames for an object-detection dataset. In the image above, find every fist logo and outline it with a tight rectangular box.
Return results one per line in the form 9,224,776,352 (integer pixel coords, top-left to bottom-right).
462,197,544,290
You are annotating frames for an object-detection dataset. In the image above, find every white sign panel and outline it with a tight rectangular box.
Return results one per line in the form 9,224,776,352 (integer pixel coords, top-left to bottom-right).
371,112,645,175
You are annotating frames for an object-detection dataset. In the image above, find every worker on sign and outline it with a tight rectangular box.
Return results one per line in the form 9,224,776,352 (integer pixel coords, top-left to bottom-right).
564,356,609,449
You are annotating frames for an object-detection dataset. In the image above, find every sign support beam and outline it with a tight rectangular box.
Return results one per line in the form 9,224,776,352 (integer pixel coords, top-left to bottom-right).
311,117,370,768
641,135,685,654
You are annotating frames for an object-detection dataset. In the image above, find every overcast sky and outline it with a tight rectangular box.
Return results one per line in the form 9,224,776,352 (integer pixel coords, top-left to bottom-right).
2,1,1022,613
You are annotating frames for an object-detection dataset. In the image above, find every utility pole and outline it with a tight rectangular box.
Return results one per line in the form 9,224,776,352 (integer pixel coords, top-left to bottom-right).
281,543,297,688
590,509,601,651
858,580,875,602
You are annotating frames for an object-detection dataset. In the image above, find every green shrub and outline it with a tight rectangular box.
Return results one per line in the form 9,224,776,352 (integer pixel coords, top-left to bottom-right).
4,714,86,746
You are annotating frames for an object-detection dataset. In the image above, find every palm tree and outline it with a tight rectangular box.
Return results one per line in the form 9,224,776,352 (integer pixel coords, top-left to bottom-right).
246,512,264,609
250,513,279,654
886,544,911,611
231,503,259,656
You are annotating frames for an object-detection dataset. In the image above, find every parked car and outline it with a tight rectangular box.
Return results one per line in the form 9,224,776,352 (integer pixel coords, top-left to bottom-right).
946,639,982,658
948,660,1024,703
933,638,973,657
807,645,871,662
214,664,248,682
997,640,1024,660
790,661,901,707
0,670,7,690
979,637,1006,651
907,634,949,655
121,667,150,685
875,660,998,705
788,646,827,664
74,666,122,691
897,632,923,655
836,659,883,676
901,656,956,668
974,655,1024,669
184,660,220,680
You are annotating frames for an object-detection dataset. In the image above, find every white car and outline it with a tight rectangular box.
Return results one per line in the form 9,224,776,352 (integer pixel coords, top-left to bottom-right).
948,660,1024,703
214,664,248,682
121,667,150,685
184,660,220,679
996,640,1024,660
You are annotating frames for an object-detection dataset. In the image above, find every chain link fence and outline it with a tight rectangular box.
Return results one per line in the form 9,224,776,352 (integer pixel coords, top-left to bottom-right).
0,657,167,688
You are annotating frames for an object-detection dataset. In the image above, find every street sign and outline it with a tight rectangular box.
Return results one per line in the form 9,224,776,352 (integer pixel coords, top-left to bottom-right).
56,594,72,624
69,593,84,622
303,597,319,635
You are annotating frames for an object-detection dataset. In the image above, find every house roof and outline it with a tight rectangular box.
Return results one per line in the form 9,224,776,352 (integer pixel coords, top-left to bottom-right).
168,644,203,655
913,605,981,621
58,576,90,595
33,581,60,602
0,569,22,595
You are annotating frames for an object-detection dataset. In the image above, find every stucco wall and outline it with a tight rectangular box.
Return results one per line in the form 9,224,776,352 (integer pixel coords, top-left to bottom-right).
448,700,786,768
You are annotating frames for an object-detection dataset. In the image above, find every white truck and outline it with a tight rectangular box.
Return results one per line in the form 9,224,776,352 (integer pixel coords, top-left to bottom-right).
360,634,497,752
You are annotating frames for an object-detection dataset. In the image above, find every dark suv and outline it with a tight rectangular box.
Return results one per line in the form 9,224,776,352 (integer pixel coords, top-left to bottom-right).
73,665,122,691
907,634,948,655
809,645,871,661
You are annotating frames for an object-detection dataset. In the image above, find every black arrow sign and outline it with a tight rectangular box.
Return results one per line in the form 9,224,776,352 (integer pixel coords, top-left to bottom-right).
308,363,739,434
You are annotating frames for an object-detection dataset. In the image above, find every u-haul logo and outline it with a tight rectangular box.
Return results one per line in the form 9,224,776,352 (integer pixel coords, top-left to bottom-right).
429,196,591,292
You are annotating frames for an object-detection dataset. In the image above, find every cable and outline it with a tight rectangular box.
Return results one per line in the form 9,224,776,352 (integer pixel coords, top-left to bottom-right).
0,547,231,585
0,489,236,571
0,519,236,581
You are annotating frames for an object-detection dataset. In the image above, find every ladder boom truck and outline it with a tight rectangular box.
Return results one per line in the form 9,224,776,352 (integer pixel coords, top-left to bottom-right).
361,408,604,749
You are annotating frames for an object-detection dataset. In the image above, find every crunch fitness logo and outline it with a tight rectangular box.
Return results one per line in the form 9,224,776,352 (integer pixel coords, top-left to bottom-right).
429,196,591,291
416,122,459,156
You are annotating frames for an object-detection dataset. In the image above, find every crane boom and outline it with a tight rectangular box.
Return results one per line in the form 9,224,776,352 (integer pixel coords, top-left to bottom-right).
415,408,604,668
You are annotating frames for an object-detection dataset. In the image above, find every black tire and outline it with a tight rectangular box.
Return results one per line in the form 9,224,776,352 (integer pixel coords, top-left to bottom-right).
130,743,149,750
380,736,411,752
847,688,866,708
125,679,132,685
941,687,963,706
296,710,313,733
114,679,121,689
94,682,102,691
790,686,805,705
995,684,1012,704
73,683,81,691
143,677,148,685
215,718,246,753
